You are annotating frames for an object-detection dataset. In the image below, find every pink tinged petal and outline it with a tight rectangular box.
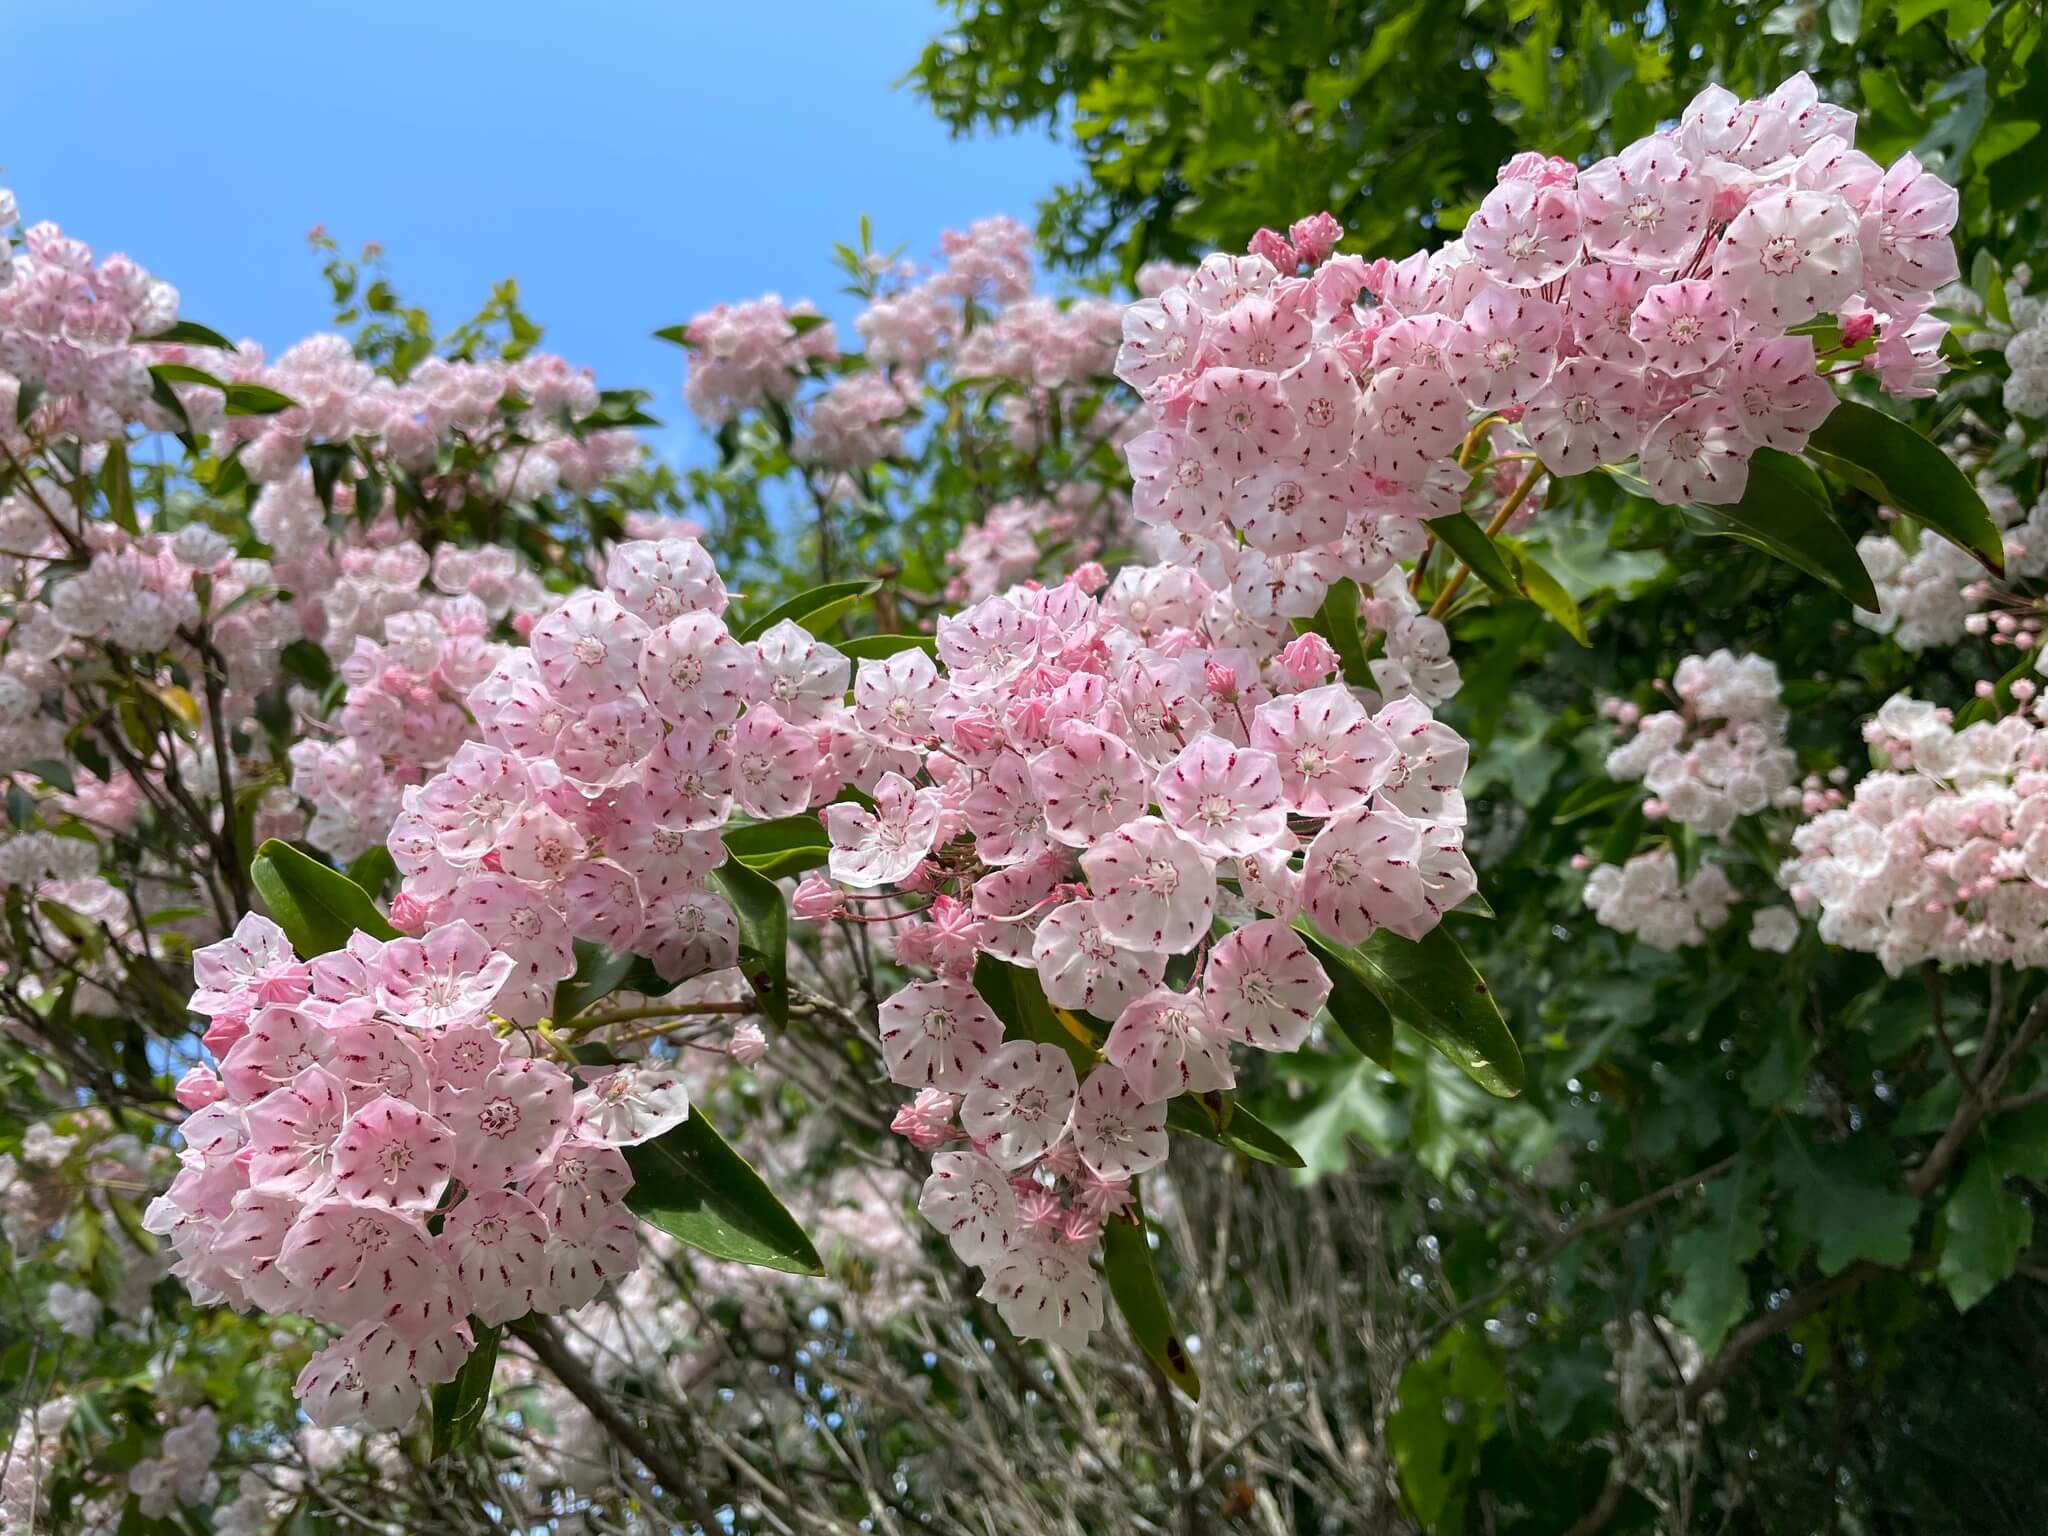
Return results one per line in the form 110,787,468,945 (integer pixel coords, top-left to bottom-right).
1154,734,1289,858
1249,684,1396,817
1103,986,1235,1102
449,1058,575,1185
440,1189,551,1326
522,1138,634,1243
1466,177,1584,288
542,1207,639,1311
1576,138,1710,269
296,1324,424,1431
572,1064,691,1146
1202,919,1329,1052
1443,286,1563,411
529,591,651,711
1301,806,1432,946
1628,279,1737,375
1186,367,1298,470
1521,357,1643,478
1079,815,1218,956
1712,189,1863,330
1639,397,1752,507
1727,333,1837,452
642,889,739,983
979,1241,1105,1350
1071,1064,1168,1180
276,1198,444,1328
637,611,758,726
960,1041,1080,1170
331,1099,456,1210
1357,366,1465,482
246,1065,352,1199
1029,724,1151,848
917,1148,1020,1266
1032,899,1163,1017
877,979,1003,1092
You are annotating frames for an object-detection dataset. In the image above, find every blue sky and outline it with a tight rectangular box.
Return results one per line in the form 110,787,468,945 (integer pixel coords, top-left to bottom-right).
2,1,1075,461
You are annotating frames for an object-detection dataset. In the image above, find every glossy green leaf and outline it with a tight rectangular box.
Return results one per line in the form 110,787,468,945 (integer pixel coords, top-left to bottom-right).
554,940,638,1022
144,319,236,351
734,579,879,643
835,631,938,661
1307,921,1522,1097
1164,1094,1305,1168
706,856,789,1025
1500,541,1589,645
147,361,226,390
249,838,397,955
623,1111,822,1274
1296,924,1394,1068
722,816,832,880
1425,512,1520,599
221,382,298,417
1691,450,1881,613
972,953,1097,1073
430,1322,499,1458
1807,399,2004,573
1102,1214,1200,1401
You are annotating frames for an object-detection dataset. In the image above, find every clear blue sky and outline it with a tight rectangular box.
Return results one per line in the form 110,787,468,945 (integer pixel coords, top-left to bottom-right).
2,1,1074,462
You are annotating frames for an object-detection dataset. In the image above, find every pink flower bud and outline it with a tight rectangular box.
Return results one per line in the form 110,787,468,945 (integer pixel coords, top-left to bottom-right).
1287,211,1344,266
1278,631,1340,685
1839,310,1878,344
790,874,845,921
1248,227,1297,270
1203,660,1239,698
1070,560,1109,594
727,1021,768,1065
174,1066,226,1110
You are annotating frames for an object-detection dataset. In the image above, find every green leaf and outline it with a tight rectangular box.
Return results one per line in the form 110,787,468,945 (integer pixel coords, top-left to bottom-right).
734,579,879,643
1687,450,1881,613
722,816,831,880
429,1322,499,1458
147,362,226,390
835,632,937,661
24,758,75,795
1102,1213,1200,1401
1550,779,1639,824
652,323,690,346
1297,924,1394,1067
1668,1159,1766,1354
623,1111,822,1274
1387,1327,1505,1532
248,838,397,955
1499,541,1589,645
144,319,236,351
1425,512,1520,599
221,382,298,417
706,856,789,1026
554,940,638,1022
1807,400,2003,573
1163,1095,1305,1168
1294,578,1371,687
1935,1158,2032,1311
1305,922,1522,1097
1770,1123,1919,1276
972,953,1097,1074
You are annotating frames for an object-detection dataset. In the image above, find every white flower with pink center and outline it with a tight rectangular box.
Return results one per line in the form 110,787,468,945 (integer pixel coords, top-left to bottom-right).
560,858,646,953
1126,429,1232,534
632,730,737,829
961,754,1053,867
1564,263,1653,367
1233,460,1347,555
219,1006,337,1101
980,1240,1104,1350
410,742,528,859
1281,349,1361,469
1154,733,1288,858
1187,367,1297,469
1523,357,1642,477
1071,1064,1167,1179
1466,176,1583,288
1301,806,1430,945
1728,334,1838,452
1858,152,1960,309
496,802,586,885
1079,815,1217,955
918,1148,1021,1266
1250,684,1396,816
245,1065,350,1199
938,594,1042,688
1115,288,1202,390
522,1138,632,1241
190,912,307,1016
637,611,758,725
439,1189,550,1325
373,920,514,1030
827,769,943,886
572,1063,692,1146
1375,696,1470,825
330,1021,434,1110
529,590,648,710
1640,397,1751,507
642,889,739,983
854,648,945,742
1203,919,1331,1052
727,704,820,818
1444,285,1562,411
1030,723,1150,848
1576,138,1709,269
544,1207,639,1310
1713,188,1863,329
446,1057,574,1185
331,1099,455,1211
1104,986,1235,1101
1357,366,1464,482
1208,293,1314,375
276,1198,442,1326
1629,279,1737,375
961,1041,1079,1170
603,536,727,624
1032,899,1163,1018
296,1324,427,1431
750,619,850,723
878,978,1003,1092
445,875,576,988
1184,251,1278,315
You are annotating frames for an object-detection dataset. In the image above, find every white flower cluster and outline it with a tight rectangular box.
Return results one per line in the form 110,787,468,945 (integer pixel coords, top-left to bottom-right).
126,1408,220,1520
1783,693,2048,974
1582,848,1738,950
1604,650,1796,835
2004,278,2048,420
1856,469,2048,653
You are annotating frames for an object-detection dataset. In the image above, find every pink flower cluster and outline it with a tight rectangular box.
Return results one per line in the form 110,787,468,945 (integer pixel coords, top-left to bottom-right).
1116,73,1957,604
1580,848,1740,951
1602,649,1797,835
147,910,691,1430
802,572,1472,1346
0,193,179,443
1784,693,2048,974
682,295,838,426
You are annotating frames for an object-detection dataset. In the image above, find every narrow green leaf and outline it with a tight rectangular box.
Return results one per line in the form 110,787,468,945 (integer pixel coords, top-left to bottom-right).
1164,1095,1306,1168
24,758,75,795
1501,541,1588,645
652,323,690,346
145,320,235,351
1425,512,1520,599
248,838,397,955
734,579,879,644
723,816,831,880
554,940,638,1022
1296,924,1395,1068
1102,1213,1200,1401
706,857,789,1026
835,632,937,661
430,1322,499,1458
222,382,298,417
147,362,226,390
1695,449,1881,613
1551,779,1639,824
624,1111,823,1274
1807,399,2004,573
1314,922,1523,1097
